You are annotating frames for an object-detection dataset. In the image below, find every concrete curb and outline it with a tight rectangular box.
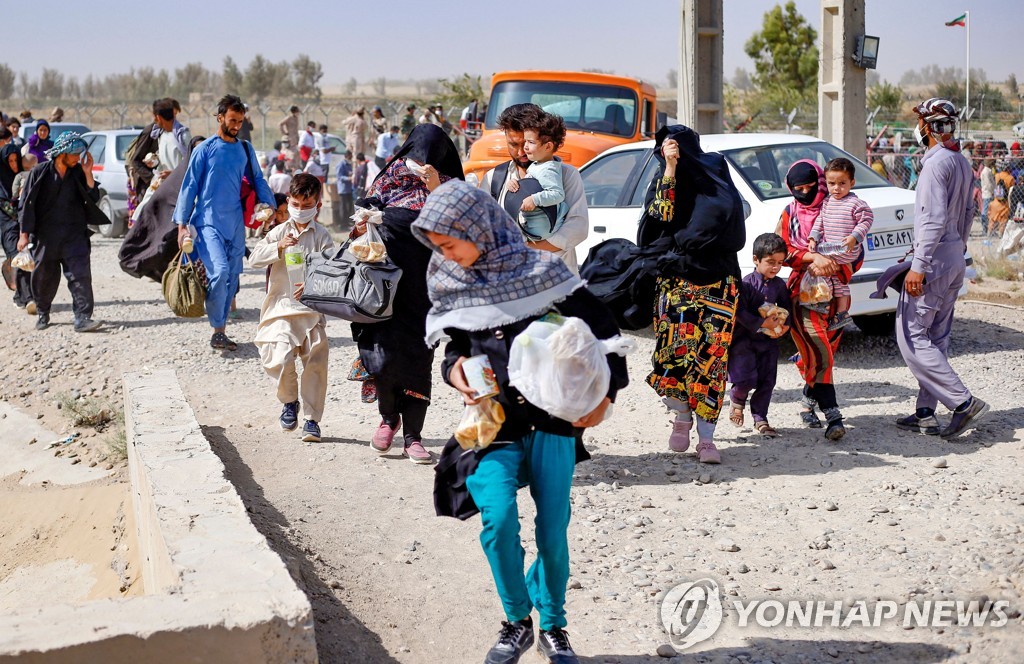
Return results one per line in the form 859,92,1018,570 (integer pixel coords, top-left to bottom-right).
0,369,316,663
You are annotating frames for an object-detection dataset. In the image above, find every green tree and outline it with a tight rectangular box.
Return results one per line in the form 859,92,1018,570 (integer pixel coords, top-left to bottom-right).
173,62,211,100
744,2,818,93
223,57,243,94
0,63,14,99
291,54,323,101
435,74,487,117
244,55,275,100
867,81,903,114
269,61,294,98
1008,73,1019,98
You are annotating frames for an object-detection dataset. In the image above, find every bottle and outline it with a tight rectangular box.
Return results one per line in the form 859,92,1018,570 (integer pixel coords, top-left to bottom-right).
181,235,194,254
284,243,305,297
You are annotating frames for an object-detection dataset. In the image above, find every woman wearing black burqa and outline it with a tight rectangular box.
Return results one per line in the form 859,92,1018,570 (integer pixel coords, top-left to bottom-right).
638,125,746,464
350,124,463,464
0,143,33,308
118,136,206,281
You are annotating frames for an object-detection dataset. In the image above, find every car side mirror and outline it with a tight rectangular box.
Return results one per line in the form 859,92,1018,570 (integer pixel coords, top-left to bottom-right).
742,199,751,220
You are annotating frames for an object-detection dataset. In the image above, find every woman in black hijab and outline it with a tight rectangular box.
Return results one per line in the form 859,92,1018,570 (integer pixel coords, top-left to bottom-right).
638,125,746,464
0,142,32,306
118,136,206,281
350,124,463,464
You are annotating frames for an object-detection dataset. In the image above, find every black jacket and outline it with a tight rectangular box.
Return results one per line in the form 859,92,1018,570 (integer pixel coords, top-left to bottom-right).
18,160,105,239
433,288,629,520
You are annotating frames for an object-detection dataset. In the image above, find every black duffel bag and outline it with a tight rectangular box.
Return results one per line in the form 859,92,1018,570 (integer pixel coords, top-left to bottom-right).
299,243,403,324
580,237,672,331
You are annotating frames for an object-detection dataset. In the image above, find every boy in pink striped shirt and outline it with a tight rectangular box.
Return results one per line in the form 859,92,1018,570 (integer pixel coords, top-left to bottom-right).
807,157,874,330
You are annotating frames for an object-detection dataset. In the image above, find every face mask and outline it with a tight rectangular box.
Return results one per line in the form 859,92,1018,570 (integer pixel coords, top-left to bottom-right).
405,158,427,177
288,204,318,223
914,124,929,148
791,183,818,206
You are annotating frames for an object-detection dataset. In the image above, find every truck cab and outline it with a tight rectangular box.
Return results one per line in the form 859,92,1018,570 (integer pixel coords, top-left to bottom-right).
464,70,661,186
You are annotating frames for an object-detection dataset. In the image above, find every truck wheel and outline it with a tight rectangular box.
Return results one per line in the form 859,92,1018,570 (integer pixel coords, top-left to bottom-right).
853,312,896,336
93,196,127,239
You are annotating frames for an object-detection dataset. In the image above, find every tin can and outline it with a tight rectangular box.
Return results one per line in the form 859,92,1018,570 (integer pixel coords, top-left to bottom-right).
462,354,500,400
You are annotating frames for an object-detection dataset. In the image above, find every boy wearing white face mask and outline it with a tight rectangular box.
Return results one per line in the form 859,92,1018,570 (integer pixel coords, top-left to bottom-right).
249,173,335,442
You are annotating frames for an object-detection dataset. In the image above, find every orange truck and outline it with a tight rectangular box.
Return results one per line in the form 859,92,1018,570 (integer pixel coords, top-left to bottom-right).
463,70,662,186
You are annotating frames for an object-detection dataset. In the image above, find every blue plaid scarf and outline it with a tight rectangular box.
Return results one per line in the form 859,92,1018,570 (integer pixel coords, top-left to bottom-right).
45,131,88,158
412,180,581,345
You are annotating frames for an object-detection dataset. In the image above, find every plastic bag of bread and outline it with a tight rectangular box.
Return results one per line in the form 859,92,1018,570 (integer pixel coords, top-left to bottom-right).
798,272,832,306
454,398,506,450
349,208,388,263
11,247,35,272
757,301,789,337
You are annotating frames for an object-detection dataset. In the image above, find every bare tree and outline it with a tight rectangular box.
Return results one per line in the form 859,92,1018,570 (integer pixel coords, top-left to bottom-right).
0,63,15,99
372,77,387,96
17,72,38,99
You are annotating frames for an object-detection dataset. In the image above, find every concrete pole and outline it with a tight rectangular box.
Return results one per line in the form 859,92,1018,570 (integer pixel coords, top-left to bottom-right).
818,0,867,161
678,0,724,135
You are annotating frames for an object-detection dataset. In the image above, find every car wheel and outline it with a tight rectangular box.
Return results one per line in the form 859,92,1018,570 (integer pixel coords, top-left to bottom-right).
93,196,127,239
853,312,896,336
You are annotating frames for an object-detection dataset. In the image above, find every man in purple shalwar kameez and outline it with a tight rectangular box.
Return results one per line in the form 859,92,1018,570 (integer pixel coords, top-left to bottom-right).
728,233,792,437
896,98,989,439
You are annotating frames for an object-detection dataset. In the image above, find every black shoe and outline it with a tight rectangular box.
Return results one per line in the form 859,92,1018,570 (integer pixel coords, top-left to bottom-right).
537,627,579,664
484,619,534,664
940,398,990,439
35,313,50,330
896,413,941,435
800,409,823,428
74,318,102,333
823,408,845,441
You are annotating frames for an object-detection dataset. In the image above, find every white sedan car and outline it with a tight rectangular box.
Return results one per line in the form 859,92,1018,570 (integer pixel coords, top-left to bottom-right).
575,133,971,335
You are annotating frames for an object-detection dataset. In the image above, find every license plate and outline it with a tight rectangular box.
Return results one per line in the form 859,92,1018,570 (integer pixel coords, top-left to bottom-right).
867,229,914,251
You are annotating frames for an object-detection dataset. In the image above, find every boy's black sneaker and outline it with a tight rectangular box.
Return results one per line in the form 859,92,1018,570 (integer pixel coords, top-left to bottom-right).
280,401,299,431
537,627,579,664
484,619,534,664
940,397,990,439
35,313,50,330
895,413,941,435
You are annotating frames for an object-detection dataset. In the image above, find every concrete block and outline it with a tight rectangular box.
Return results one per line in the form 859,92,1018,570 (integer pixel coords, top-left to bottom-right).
0,370,316,663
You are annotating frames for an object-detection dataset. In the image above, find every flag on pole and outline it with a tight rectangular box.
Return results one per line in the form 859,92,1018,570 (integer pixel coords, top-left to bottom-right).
945,13,966,27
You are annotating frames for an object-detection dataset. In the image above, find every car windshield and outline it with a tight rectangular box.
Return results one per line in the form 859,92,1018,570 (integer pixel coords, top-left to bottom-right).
721,141,890,201
484,81,637,137
115,135,135,161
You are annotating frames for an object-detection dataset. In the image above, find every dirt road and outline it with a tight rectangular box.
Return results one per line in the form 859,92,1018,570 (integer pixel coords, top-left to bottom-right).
1,237,1022,663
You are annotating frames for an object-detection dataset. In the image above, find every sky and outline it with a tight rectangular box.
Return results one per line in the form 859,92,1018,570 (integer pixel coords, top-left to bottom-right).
3,1,1016,90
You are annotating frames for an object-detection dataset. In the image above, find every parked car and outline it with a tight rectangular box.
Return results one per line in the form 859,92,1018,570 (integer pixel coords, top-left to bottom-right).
575,133,972,335
80,129,140,238
18,121,91,143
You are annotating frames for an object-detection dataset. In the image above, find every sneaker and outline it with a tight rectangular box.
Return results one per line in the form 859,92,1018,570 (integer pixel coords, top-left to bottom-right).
696,440,721,464
25,301,37,315
280,400,299,431
896,413,941,436
485,619,534,664
537,627,580,664
371,417,400,454
940,397,990,439
668,417,692,452
301,420,321,442
34,312,50,330
827,311,853,332
403,439,433,464
73,318,102,333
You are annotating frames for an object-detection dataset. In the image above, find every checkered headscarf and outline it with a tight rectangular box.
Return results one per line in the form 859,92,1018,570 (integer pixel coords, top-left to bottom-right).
412,180,581,344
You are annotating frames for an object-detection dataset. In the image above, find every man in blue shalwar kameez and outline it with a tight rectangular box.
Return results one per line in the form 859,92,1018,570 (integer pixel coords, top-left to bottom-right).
174,94,275,350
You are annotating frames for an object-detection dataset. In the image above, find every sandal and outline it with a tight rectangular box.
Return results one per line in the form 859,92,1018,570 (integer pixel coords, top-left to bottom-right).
754,421,779,438
729,405,744,427
210,332,238,351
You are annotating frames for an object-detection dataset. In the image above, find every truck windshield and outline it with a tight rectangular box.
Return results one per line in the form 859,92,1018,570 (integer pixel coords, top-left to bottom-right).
484,81,637,137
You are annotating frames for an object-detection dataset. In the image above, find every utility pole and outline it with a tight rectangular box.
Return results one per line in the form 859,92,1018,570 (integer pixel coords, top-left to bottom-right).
818,0,867,161
678,0,724,134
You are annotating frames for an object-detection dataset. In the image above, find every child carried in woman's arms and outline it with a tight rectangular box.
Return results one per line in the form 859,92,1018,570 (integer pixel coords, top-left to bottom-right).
506,113,568,241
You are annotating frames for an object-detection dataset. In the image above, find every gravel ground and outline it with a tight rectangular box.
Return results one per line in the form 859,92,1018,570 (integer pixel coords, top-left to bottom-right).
2,237,1022,664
